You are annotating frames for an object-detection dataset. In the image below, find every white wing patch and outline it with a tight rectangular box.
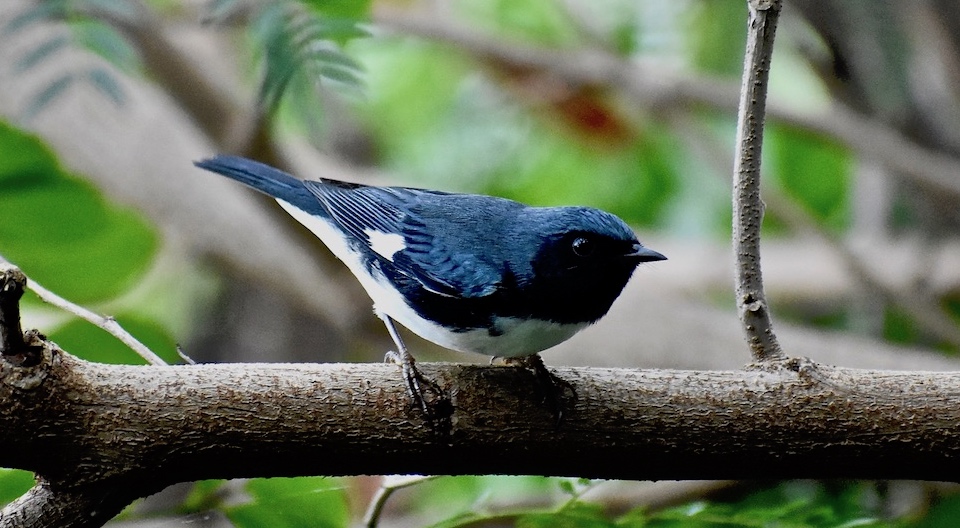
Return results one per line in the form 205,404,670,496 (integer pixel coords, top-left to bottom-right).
365,229,406,262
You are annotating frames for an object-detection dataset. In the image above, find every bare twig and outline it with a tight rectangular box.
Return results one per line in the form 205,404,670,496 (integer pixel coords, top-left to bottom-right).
363,475,436,527
26,280,167,366
0,257,166,366
732,0,785,362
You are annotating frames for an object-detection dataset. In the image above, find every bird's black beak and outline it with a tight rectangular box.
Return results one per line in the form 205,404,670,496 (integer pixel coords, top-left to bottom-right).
626,244,667,262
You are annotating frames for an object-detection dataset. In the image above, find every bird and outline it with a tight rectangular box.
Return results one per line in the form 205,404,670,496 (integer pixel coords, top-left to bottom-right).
195,155,666,418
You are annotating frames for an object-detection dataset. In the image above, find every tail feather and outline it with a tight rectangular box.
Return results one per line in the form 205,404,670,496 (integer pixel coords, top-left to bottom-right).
194,155,315,208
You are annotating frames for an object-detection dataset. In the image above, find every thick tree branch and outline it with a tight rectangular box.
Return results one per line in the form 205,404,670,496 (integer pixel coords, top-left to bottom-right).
0,482,131,528
5,343,960,525
2,264,960,524
732,0,784,362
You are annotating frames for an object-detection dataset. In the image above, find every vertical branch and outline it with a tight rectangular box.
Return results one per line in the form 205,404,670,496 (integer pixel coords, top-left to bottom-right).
0,267,27,358
732,0,785,362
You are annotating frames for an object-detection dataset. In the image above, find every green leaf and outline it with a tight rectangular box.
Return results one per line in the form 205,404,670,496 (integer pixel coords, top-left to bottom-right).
519,501,612,528
87,67,126,105
411,476,554,522
0,121,158,303
251,1,367,113
23,73,75,119
226,477,348,528
317,63,364,88
14,36,70,73
913,494,960,528
766,124,852,232
180,480,228,512
3,2,65,35
0,469,35,506
299,0,371,20
72,19,141,73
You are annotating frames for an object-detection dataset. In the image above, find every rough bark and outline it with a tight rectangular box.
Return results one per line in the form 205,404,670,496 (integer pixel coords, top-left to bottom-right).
732,0,784,362
4,344,960,504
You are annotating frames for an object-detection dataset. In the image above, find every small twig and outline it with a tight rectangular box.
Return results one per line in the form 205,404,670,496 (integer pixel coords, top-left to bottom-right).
0,256,167,366
731,0,785,362
363,475,436,527
27,280,167,366
176,344,197,365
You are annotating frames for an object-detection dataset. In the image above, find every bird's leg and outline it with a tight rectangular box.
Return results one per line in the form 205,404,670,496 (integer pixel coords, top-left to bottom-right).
377,310,445,418
502,354,577,426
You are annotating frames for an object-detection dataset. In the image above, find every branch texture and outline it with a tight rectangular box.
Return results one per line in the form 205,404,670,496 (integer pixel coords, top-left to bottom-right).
732,0,784,362
4,341,960,526
0,268,26,358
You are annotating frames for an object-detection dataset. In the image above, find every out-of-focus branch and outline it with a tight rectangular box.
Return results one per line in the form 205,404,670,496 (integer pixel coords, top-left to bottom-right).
87,0,256,151
762,191,960,348
373,7,960,201
668,109,960,349
731,0,784,362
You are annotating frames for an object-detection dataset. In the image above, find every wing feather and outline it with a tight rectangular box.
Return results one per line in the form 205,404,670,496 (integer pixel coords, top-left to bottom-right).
303,180,502,298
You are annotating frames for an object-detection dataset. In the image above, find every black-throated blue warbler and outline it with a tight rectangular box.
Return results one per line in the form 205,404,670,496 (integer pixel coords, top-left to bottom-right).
195,155,666,417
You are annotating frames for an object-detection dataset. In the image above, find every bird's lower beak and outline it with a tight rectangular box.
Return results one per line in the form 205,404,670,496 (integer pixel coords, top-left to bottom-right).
627,244,667,262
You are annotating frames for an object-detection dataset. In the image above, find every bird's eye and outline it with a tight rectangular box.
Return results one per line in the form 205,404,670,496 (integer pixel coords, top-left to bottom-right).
571,237,595,257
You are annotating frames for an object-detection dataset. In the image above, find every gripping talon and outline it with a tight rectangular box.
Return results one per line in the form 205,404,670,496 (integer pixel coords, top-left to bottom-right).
384,349,438,416
504,354,576,426
379,311,447,420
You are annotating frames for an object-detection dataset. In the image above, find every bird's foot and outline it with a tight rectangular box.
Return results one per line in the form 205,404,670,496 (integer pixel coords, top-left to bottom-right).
384,350,449,421
500,354,577,426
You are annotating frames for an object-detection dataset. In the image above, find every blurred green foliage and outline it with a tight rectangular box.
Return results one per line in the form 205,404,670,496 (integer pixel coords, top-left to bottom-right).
352,37,679,226
3,0,136,116
0,121,186,367
0,121,157,303
224,477,348,528
249,0,369,112
767,124,852,232
689,0,747,77
0,469,34,505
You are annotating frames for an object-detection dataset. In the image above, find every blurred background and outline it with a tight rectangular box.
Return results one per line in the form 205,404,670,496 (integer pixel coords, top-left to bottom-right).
2,0,960,526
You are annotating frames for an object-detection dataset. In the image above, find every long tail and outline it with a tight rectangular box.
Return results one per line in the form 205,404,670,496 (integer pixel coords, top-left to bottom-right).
194,155,317,210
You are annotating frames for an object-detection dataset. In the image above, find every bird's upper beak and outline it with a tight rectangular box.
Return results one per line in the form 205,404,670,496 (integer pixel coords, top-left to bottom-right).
626,244,667,262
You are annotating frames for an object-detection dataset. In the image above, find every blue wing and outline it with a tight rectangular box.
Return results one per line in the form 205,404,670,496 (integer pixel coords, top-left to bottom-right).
303,180,503,298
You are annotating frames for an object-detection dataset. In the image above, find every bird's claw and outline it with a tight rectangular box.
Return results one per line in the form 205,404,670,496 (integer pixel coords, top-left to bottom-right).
384,350,447,420
502,354,577,426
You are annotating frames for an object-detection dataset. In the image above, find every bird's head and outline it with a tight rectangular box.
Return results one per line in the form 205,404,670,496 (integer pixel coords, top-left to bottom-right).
512,207,666,324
